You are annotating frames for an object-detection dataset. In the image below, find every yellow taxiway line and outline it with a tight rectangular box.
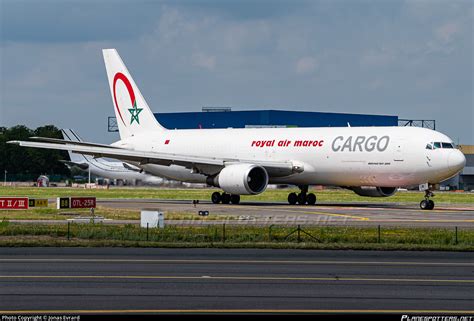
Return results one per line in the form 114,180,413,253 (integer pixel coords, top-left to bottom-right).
232,204,474,222
227,203,474,213
268,208,370,220
222,203,371,220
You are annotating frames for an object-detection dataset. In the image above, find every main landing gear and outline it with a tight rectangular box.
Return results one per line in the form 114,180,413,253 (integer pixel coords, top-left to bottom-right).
420,189,435,210
211,192,240,205
287,185,316,205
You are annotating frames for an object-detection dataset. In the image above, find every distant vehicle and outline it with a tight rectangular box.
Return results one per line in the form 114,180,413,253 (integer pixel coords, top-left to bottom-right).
36,175,49,187
9,49,466,210
60,129,163,186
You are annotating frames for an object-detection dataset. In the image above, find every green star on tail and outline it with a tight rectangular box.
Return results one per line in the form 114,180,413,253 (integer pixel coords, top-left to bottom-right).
128,100,143,125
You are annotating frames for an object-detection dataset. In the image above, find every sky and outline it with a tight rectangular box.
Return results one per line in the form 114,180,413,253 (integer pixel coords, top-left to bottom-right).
0,0,473,144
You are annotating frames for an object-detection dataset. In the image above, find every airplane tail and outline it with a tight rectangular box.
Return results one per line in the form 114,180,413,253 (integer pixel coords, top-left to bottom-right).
61,129,87,163
102,49,166,140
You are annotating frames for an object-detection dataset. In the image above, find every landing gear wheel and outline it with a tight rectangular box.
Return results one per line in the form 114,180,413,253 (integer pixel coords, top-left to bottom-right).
221,193,231,204
420,188,435,210
211,192,222,204
306,193,316,205
230,194,240,204
297,193,307,205
288,192,297,205
427,200,435,210
420,200,429,210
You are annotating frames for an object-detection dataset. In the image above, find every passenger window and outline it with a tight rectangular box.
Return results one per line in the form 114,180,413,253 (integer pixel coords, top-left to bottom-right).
433,142,441,149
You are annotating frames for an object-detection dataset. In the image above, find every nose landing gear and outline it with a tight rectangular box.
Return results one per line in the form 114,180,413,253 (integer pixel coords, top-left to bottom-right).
420,190,435,210
287,185,316,205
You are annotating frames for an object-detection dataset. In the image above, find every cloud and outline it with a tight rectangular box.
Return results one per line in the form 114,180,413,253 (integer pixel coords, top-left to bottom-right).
415,76,443,90
295,57,318,74
435,22,461,43
171,0,311,21
364,78,385,91
1,0,472,144
192,53,216,70
360,48,396,67
1,1,158,43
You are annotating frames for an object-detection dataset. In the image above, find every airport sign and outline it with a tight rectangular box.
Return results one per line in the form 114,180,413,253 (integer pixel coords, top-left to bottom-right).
28,198,48,208
57,197,70,209
57,197,96,209
0,197,29,210
70,197,96,209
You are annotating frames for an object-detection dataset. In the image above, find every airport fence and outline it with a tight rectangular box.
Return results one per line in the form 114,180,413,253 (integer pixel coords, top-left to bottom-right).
0,220,472,248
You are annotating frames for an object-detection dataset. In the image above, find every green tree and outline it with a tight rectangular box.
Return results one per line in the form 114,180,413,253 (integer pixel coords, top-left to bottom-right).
0,125,70,181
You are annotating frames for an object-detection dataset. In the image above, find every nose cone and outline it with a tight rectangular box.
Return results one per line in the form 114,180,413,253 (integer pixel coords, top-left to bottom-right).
448,150,466,172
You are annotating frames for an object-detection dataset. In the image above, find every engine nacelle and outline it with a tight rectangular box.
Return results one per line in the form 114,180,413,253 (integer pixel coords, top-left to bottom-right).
350,186,397,197
208,164,269,195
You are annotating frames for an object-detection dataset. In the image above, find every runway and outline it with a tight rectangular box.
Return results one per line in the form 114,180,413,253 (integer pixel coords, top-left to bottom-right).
0,248,473,314
98,198,474,227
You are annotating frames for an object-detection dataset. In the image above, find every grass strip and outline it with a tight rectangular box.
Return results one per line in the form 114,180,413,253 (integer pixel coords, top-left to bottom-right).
1,222,472,251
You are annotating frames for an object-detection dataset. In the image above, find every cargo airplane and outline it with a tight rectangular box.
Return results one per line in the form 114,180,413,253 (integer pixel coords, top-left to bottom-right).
8,49,466,210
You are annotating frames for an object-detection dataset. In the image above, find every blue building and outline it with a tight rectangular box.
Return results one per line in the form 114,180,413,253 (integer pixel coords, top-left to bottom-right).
154,110,398,129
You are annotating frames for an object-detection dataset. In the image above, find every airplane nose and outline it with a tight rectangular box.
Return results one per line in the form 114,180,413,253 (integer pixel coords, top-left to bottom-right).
448,150,466,172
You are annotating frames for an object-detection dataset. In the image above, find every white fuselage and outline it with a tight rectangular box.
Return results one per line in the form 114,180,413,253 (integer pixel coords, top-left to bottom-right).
112,126,465,188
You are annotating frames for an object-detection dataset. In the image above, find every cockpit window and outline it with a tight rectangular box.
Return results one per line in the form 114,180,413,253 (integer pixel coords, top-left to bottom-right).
427,142,455,150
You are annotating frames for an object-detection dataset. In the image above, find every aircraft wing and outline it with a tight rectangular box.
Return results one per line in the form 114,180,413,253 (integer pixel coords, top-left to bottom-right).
8,140,298,177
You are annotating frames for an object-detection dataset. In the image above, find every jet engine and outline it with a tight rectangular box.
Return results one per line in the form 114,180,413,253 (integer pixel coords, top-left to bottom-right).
207,164,268,195
350,186,397,197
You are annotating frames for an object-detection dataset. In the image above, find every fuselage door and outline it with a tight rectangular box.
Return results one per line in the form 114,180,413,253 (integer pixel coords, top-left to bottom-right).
424,142,436,168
